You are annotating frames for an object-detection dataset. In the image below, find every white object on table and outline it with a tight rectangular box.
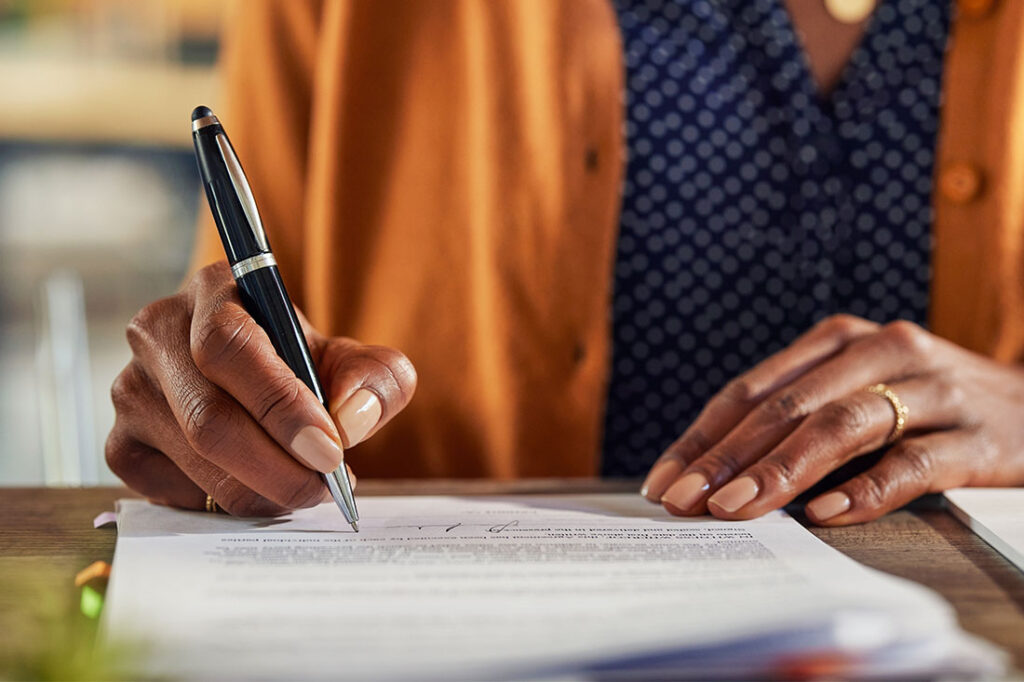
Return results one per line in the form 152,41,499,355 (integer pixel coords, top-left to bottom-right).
945,487,1024,574
102,494,1004,681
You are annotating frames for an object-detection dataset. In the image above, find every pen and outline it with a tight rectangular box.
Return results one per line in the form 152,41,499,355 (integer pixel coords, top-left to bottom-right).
190,105,359,531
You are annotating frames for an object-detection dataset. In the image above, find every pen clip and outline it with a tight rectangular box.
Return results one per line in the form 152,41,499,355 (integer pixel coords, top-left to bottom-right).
215,133,270,253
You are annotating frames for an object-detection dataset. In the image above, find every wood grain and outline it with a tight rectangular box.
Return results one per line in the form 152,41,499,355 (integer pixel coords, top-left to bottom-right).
2,483,1022,670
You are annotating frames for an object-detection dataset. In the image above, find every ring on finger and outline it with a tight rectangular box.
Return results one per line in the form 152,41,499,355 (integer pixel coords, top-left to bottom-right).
864,383,909,444
205,494,219,513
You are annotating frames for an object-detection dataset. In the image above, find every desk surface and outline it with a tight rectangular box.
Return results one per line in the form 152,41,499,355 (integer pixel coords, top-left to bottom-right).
2,480,1023,672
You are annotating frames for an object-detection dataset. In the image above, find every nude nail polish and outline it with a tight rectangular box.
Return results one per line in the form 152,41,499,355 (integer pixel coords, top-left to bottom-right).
290,426,344,473
640,457,685,501
708,477,759,513
807,491,851,521
660,472,710,511
334,389,382,448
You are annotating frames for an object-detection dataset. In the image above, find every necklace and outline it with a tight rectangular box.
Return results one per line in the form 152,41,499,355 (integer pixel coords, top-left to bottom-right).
823,0,877,24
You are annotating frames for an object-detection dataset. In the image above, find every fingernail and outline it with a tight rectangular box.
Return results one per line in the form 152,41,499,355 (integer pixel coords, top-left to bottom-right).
708,476,759,513
290,426,344,473
334,389,382,448
807,491,850,521
660,472,710,511
640,457,685,501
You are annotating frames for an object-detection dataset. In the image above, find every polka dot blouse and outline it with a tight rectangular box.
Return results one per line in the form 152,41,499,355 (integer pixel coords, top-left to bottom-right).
601,0,951,476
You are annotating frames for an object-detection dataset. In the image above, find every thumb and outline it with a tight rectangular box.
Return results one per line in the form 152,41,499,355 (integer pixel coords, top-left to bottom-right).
318,339,418,448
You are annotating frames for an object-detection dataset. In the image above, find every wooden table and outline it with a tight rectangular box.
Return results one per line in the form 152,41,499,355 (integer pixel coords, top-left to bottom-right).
2,480,1023,674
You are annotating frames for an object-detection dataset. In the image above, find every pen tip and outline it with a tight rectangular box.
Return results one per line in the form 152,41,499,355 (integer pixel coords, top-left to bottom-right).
351,521,359,532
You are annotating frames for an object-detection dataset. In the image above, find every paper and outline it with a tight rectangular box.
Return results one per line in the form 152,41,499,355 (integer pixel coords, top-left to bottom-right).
945,488,1024,573
93,511,117,528
102,494,1003,680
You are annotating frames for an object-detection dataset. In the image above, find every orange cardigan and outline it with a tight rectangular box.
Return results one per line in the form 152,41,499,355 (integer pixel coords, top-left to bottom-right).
193,0,1024,479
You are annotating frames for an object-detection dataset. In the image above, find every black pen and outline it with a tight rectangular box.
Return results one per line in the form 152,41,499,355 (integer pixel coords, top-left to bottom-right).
190,105,359,531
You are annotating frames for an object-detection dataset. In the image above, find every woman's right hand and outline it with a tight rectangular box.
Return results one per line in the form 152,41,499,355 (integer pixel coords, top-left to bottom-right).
105,262,417,516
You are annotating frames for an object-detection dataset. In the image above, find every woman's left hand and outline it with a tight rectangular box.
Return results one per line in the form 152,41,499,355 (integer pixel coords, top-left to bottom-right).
640,315,1024,525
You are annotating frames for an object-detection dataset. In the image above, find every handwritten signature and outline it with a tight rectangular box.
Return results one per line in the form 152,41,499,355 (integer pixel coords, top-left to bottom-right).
385,520,520,534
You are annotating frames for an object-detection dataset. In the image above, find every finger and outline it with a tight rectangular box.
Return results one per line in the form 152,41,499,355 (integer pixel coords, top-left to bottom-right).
108,361,312,516
106,428,207,511
108,361,211,510
127,300,332,510
752,321,936,426
132,404,331,517
723,315,881,402
641,315,879,502
189,263,346,473
804,430,976,526
725,321,934,446
320,340,418,448
698,376,964,519
657,321,937,510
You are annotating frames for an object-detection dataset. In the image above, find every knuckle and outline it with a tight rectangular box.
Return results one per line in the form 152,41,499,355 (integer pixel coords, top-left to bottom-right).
685,428,713,453
191,310,256,372
883,320,931,355
894,442,934,484
181,392,232,454
251,377,302,425
720,377,755,403
758,389,810,424
761,457,801,493
818,400,871,436
110,364,145,413
369,345,418,396
126,297,178,352
104,430,154,484
823,314,860,336
857,471,890,509
103,429,132,475
700,448,745,480
667,428,713,462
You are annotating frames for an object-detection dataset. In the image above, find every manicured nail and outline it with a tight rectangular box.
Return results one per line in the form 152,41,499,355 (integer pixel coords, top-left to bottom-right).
334,389,382,448
708,476,759,513
640,457,685,501
290,426,344,473
807,491,850,521
660,472,710,511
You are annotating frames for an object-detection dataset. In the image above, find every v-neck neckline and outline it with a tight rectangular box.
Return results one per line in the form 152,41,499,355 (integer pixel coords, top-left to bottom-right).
771,0,888,109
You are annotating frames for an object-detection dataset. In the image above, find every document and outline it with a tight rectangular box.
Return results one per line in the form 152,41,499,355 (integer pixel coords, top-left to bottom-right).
102,494,1003,680
945,488,1024,573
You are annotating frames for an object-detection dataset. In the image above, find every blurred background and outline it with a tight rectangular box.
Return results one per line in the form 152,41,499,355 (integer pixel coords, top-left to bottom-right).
0,0,225,485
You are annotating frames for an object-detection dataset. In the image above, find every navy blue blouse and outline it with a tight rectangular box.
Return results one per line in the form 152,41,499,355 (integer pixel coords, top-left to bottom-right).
602,0,951,476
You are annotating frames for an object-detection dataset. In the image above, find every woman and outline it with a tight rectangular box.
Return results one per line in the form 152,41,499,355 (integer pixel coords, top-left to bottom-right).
106,0,1024,525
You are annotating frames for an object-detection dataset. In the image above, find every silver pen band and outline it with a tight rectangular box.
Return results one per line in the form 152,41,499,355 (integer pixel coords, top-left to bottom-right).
231,253,277,279
192,114,219,131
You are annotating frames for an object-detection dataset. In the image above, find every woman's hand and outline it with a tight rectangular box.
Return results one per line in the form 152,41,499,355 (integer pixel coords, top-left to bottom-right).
106,262,417,516
640,315,1024,525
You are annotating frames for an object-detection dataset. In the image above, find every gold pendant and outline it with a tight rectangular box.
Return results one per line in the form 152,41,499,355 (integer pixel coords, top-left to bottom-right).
823,0,877,24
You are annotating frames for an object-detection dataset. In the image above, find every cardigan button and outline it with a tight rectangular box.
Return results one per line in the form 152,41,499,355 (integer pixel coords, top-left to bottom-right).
572,342,587,365
939,162,983,204
958,0,995,19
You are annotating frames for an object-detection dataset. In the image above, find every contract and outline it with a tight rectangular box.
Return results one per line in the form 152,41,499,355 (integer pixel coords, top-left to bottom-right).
102,494,1003,680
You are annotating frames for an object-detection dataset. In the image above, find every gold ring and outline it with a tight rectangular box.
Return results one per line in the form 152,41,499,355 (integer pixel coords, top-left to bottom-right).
205,494,219,513
865,383,909,444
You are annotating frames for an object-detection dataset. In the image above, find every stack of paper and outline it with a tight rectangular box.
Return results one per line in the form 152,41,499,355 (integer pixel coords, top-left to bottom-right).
945,488,1024,573
102,494,1004,680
